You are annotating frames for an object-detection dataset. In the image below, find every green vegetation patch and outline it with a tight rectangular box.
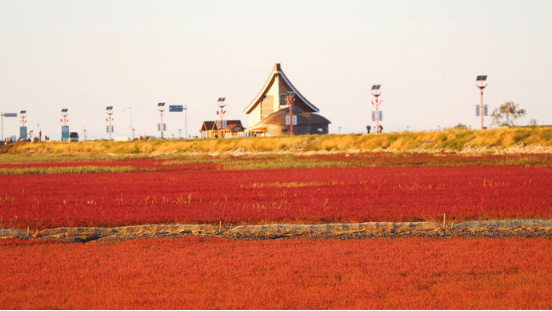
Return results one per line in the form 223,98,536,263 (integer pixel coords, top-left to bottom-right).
0,166,151,175
221,156,351,170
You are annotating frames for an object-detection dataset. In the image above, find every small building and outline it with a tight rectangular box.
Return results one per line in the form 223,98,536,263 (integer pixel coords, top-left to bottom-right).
199,120,245,138
243,63,331,136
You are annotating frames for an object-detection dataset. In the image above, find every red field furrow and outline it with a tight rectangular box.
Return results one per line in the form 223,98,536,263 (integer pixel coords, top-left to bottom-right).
1,166,550,229
1,237,550,309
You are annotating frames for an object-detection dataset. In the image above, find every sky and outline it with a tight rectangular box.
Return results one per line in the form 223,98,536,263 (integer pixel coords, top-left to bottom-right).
1,0,551,140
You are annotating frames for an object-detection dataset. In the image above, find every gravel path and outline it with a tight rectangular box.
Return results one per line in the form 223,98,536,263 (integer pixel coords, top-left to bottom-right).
1,219,550,243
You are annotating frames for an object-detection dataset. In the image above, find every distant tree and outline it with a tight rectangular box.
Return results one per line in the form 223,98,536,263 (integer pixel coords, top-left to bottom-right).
528,119,538,127
453,123,468,130
491,101,526,127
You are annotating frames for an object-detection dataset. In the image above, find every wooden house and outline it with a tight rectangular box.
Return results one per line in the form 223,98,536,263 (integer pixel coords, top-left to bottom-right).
199,120,245,138
243,63,330,136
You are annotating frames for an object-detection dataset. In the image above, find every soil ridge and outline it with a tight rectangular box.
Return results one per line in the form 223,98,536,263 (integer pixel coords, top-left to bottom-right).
1,219,551,243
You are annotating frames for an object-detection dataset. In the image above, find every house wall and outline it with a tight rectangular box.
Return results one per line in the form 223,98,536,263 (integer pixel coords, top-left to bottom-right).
267,76,281,112
250,77,280,127
260,95,274,120
265,124,329,136
248,106,261,127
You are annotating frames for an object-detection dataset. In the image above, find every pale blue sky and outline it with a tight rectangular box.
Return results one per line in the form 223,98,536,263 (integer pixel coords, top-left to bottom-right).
1,0,551,139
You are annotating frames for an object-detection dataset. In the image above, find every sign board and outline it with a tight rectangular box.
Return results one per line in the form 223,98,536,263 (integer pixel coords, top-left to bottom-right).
61,126,70,141
371,111,383,122
158,123,166,131
2,113,17,118
20,126,27,139
169,105,184,112
285,115,297,126
106,125,114,133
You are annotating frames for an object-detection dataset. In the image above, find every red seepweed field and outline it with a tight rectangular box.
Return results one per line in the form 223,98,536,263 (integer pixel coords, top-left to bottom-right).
1,152,551,309
1,237,551,309
1,162,551,230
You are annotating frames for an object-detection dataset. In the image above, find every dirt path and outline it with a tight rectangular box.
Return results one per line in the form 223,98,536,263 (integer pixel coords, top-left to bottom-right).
2,220,551,243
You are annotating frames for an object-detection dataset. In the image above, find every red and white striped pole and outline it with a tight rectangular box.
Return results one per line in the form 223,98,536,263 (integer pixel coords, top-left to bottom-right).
479,87,484,130
476,75,488,130
371,85,382,133
287,94,295,136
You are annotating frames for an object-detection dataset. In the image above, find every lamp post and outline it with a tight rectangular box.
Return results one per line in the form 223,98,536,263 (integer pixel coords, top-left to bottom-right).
158,103,166,139
106,106,114,140
476,75,488,130
371,85,382,133
184,105,187,139
124,107,135,139
61,108,69,141
19,110,28,140
286,93,296,136
217,98,226,138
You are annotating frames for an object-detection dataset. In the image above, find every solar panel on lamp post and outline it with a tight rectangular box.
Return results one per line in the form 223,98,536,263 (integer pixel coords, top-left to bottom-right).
61,109,68,125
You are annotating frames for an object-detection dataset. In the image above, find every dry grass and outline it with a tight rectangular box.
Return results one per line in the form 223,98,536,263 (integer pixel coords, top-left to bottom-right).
2,126,551,156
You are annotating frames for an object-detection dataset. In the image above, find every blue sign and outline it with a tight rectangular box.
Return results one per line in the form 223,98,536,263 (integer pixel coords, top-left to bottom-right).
20,126,27,139
169,105,184,112
2,113,17,117
61,126,70,141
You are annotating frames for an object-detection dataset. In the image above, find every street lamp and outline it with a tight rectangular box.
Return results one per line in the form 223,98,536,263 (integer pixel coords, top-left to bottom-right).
61,108,69,141
123,107,135,139
371,85,383,133
106,106,114,140
285,92,296,136
183,105,188,139
476,75,488,130
158,103,166,139
19,110,28,140
217,98,226,138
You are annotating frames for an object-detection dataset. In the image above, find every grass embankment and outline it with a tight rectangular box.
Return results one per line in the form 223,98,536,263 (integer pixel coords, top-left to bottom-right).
0,166,149,175
2,126,551,156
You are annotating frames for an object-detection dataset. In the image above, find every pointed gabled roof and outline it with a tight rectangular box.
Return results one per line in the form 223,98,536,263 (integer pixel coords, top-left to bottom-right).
200,121,218,131
243,63,319,114
200,120,245,132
